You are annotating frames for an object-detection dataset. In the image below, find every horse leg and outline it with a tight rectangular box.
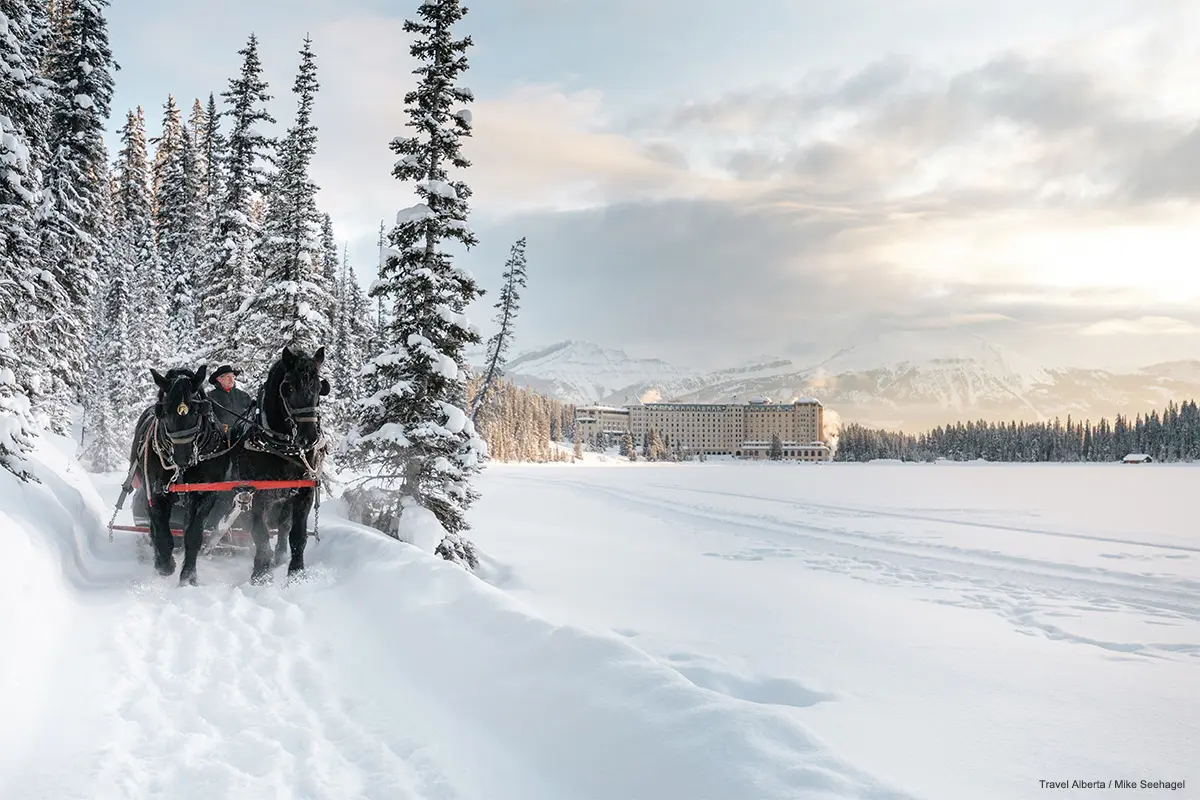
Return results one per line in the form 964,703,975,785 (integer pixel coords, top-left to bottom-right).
287,487,314,576
272,496,290,567
179,493,216,586
249,492,274,585
149,492,176,576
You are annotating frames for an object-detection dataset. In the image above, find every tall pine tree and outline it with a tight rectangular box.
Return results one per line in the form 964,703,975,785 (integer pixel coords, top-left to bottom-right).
0,0,49,478
82,169,136,471
194,92,226,238
200,34,274,367
330,243,371,434
471,236,527,421
243,36,331,375
349,0,485,568
149,94,181,206
155,103,205,358
114,107,168,401
35,0,115,432
319,213,340,336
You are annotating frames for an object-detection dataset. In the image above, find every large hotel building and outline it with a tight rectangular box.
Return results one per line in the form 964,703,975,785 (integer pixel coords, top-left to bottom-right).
574,398,831,461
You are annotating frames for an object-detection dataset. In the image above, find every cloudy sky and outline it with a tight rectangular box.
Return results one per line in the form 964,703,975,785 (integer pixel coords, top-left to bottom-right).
107,0,1200,371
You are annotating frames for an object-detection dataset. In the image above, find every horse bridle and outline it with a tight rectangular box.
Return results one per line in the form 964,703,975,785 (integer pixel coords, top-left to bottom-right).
153,380,217,470
259,377,323,446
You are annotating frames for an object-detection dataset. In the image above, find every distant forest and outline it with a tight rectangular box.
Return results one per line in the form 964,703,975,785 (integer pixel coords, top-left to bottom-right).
467,376,575,463
834,399,1200,462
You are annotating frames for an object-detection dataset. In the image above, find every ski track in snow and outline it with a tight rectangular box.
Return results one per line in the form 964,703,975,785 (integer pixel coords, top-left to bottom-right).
526,477,1200,663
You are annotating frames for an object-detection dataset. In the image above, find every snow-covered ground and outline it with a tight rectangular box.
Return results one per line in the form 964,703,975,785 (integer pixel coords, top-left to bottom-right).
2,439,1196,799
469,458,1199,800
1,439,905,799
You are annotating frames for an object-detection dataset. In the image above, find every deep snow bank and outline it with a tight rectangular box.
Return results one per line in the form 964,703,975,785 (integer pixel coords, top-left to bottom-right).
306,521,912,800
0,433,141,779
0,431,114,653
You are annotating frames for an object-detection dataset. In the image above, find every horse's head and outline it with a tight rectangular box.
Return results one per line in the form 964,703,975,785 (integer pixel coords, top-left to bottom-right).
150,365,212,466
273,346,329,450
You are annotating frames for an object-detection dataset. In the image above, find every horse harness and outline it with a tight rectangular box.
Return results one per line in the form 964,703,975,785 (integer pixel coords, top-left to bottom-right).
242,381,329,481
149,392,237,485
108,391,238,541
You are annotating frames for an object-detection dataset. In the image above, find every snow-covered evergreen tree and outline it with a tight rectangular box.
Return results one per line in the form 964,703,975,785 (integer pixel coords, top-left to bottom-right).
329,243,370,434
0,0,51,477
194,92,225,236
149,94,181,207
114,107,168,401
243,36,331,376
34,0,115,432
187,98,206,170
368,218,390,358
82,171,135,471
319,214,339,329
470,236,526,422
769,432,783,460
200,34,274,367
155,107,205,358
348,0,485,569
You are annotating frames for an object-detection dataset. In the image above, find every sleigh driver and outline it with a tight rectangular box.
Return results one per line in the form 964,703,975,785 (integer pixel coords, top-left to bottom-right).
207,364,254,442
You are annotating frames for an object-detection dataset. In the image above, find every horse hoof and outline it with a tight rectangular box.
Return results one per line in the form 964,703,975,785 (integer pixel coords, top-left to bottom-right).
178,569,198,587
155,556,176,576
288,559,305,576
250,570,273,586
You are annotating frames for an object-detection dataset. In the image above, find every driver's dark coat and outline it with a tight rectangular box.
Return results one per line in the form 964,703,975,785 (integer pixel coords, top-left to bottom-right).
207,385,255,436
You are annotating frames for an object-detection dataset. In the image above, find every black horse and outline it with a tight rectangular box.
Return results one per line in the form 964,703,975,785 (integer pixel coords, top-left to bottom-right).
127,365,238,585
234,346,330,584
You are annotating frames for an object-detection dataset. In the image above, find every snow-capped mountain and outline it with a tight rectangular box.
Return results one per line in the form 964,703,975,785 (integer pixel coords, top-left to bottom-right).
478,334,1200,431
467,340,703,405
810,331,1051,392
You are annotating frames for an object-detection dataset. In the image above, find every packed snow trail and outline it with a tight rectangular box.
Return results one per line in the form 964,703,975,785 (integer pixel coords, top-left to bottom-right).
0,437,914,800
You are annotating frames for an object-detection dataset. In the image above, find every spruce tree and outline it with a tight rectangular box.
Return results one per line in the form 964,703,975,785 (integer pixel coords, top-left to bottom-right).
150,94,182,205
195,92,226,235
201,34,274,367
34,0,115,431
648,428,665,461
114,107,168,401
0,0,51,477
155,112,204,358
188,98,206,174
471,236,527,422
330,243,371,434
244,36,331,375
349,0,485,568
319,213,340,332
84,175,137,471
770,432,783,460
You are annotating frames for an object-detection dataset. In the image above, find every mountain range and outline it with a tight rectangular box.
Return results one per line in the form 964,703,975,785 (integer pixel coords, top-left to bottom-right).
467,333,1200,432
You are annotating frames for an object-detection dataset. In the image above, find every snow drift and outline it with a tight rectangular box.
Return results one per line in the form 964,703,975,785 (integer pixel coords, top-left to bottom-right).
0,435,912,799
